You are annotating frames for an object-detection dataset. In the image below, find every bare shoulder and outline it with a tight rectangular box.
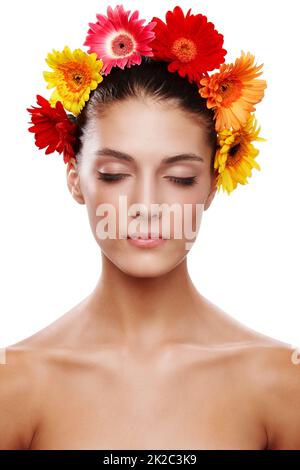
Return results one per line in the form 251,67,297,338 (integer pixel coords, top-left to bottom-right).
0,345,44,449
202,299,300,449
251,341,300,449
227,333,300,450
0,304,84,450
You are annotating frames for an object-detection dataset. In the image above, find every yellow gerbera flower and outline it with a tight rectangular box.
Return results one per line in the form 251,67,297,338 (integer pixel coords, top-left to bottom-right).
43,46,104,116
214,114,266,194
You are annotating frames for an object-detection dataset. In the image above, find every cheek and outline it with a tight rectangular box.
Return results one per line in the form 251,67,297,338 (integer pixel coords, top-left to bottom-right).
169,180,208,235
83,184,127,244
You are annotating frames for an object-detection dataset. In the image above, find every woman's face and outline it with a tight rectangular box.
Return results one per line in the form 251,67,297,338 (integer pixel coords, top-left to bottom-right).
67,97,217,277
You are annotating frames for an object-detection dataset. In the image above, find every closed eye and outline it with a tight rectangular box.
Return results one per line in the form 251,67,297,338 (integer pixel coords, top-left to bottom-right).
165,176,198,186
97,172,128,182
97,172,198,186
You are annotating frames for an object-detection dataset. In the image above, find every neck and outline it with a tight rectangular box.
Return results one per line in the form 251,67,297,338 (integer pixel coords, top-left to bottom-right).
84,252,211,350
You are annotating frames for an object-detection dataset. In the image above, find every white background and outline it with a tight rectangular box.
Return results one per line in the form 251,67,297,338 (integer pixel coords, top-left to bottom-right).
0,0,299,347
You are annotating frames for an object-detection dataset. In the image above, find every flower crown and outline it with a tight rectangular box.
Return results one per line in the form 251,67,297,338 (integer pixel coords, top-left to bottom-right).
27,4,267,195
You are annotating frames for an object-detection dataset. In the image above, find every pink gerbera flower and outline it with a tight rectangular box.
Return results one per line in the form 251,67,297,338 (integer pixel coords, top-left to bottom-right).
84,4,157,75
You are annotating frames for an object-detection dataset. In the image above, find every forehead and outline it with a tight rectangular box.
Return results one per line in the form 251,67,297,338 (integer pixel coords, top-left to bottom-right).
85,97,212,164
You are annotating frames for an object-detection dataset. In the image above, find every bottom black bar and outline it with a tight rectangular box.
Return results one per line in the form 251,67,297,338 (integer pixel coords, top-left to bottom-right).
0,450,300,467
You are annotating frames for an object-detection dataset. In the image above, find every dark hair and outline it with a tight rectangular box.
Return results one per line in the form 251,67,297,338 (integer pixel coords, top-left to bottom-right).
74,56,217,173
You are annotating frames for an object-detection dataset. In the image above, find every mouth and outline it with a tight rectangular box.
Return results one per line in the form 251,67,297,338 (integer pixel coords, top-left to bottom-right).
127,232,165,240
126,232,168,248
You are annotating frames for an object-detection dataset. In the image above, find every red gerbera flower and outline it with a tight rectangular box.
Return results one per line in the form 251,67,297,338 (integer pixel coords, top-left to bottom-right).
150,6,227,83
84,4,157,75
27,95,77,164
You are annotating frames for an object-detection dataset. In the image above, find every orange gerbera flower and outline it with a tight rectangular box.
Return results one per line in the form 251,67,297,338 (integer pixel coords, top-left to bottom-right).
199,51,267,131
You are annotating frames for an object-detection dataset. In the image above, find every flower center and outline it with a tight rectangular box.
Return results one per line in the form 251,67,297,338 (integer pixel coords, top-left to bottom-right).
228,138,243,166
73,73,83,84
60,62,90,93
172,38,197,63
219,79,242,107
111,33,134,57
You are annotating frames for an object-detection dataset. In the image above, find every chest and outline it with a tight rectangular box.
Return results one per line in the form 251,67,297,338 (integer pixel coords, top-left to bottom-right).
30,360,266,449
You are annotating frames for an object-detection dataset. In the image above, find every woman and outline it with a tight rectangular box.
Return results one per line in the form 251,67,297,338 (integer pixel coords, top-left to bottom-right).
1,4,299,450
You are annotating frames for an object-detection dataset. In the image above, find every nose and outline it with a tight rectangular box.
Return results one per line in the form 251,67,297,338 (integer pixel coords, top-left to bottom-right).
128,171,162,225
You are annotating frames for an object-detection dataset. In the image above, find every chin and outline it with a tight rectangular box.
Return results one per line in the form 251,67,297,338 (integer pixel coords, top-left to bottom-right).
103,248,186,278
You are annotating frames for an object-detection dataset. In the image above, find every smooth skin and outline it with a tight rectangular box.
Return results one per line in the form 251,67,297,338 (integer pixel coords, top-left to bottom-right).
1,97,299,449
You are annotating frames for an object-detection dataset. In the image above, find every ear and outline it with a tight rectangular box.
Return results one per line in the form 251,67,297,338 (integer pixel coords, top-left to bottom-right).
204,171,218,211
66,157,85,205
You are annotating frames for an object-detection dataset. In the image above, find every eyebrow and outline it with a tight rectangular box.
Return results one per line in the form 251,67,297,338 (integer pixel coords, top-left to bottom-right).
95,147,204,164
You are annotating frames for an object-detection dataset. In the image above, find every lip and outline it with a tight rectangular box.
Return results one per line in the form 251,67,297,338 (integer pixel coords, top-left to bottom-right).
127,233,167,248
128,232,164,240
